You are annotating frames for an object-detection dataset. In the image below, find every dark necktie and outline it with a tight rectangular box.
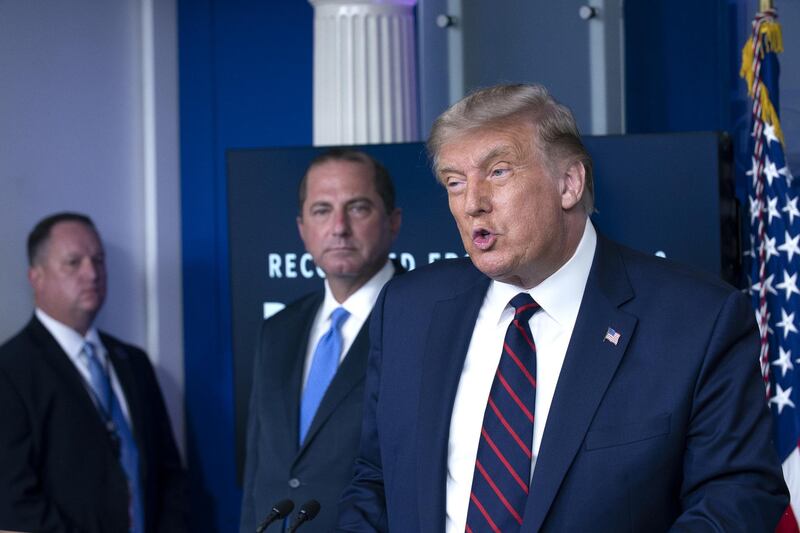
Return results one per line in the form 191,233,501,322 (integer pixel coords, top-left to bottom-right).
300,307,350,444
466,293,540,532
83,342,144,533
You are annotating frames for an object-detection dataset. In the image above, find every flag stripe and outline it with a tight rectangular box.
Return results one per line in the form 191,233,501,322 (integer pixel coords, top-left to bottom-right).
741,7,799,529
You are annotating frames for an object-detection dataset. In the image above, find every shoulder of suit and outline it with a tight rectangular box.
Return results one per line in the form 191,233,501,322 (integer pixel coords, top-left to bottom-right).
0,318,57,376
0,322,38,370
262,289,324,327
382,257,486,298
608,238,740,301
394,256,479,281
390,257,407,275
98,330,149,362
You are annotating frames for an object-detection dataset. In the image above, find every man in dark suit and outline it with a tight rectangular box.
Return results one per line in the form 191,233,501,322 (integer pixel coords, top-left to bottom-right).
0,212,185,532
239,149,402,532
337,84,789,531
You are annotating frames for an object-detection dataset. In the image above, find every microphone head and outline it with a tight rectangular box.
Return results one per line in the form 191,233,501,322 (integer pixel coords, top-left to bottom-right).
273,499,295,517
298,499,321,520
256,499,296,533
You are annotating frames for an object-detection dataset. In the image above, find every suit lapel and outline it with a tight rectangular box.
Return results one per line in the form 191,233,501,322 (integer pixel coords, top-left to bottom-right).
28,317,105,420
521,236,638,531
416,273,491,533
28,317,123,466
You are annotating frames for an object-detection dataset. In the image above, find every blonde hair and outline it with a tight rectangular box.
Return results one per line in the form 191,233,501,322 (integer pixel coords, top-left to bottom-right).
428,83,594,213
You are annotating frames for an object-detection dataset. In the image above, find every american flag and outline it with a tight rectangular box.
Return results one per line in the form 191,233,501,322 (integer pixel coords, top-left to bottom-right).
603,327,620,346
741,7,799,531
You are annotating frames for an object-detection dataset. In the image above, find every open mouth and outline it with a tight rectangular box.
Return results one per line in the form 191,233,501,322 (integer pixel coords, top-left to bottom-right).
472,229,496,250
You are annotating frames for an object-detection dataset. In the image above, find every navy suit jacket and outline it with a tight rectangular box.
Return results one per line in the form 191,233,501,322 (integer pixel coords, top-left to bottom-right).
337,236,788,532
240,268,398,533
0,316,186,533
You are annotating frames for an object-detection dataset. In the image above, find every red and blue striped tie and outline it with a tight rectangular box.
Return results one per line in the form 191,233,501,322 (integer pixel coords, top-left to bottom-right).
466,293,539,533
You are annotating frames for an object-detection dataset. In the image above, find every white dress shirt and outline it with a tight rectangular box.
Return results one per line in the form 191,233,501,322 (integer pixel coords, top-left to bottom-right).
35,308,132,424
301,260,395,390
445,220,597,532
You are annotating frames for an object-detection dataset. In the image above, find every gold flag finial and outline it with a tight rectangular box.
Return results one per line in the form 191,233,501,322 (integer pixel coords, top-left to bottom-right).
760,0,774,12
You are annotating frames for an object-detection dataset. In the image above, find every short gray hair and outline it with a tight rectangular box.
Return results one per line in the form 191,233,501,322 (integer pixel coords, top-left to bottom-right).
427,83,594,212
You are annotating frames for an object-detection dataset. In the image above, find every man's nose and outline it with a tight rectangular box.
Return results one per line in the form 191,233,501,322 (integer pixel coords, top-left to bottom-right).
332,208,351,235
80,258,101,280
464,178,491,216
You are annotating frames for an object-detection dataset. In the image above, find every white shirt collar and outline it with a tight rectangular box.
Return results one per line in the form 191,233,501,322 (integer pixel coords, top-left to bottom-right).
484,219,597,328
320,260,395,323
35,308,104,361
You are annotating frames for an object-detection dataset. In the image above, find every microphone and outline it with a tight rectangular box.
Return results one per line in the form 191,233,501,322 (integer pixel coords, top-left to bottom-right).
286,500,321,532
255,499,294,533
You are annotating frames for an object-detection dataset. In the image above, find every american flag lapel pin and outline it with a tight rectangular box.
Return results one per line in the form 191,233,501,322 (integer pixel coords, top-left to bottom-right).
603,327,621,346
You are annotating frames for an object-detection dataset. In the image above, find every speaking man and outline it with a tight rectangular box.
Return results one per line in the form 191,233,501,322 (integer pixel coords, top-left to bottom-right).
337,84,788,531
0,212,186,532
239,149,402,532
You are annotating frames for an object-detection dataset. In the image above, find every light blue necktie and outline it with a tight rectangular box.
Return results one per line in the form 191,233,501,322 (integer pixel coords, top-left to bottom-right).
299,307,350,444
83,342,144,533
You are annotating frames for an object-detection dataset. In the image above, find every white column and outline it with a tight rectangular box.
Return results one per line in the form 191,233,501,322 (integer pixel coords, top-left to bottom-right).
585,0,625,134
310,0,419,146
139,0,185,455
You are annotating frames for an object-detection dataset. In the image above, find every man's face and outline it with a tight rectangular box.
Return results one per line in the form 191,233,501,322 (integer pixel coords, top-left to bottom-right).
29,221,107,334
298,160,401,294
437,122,585,288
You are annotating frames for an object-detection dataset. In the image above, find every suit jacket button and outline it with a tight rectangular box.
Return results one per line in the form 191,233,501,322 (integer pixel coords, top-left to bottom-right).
288,478,301,489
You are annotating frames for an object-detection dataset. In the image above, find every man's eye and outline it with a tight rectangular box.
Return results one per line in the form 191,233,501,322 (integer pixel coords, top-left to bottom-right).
446,179,465,191
349,204,371,216
491,167,510,177
311,207,330,217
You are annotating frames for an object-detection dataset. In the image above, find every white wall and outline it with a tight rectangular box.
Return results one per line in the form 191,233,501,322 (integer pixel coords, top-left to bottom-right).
0,0,184,454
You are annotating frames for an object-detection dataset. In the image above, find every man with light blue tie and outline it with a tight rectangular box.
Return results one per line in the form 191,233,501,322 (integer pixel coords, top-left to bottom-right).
239,149,402,533
0,212,186,532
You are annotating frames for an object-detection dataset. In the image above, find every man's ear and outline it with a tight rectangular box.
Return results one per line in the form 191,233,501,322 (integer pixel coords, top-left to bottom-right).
389,208,402,239
296,215,306,243
560,161,586,210
28,265,41,291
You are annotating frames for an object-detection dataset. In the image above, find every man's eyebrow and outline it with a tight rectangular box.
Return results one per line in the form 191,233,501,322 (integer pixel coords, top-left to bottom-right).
476,146,516,169
436,165,463,177
345,196,375,205
308,197,375,208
